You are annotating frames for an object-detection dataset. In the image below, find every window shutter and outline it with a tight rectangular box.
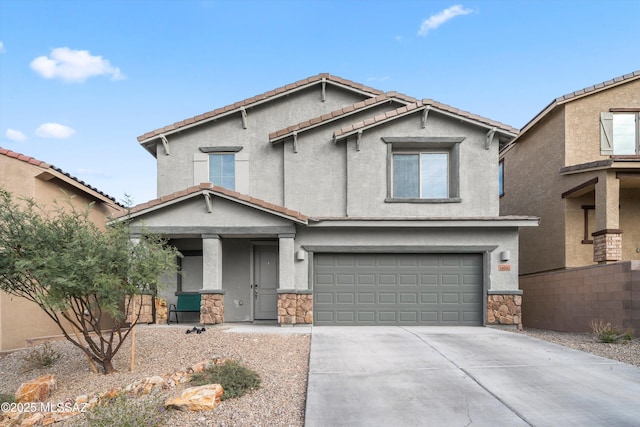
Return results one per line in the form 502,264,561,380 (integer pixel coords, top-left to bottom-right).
600,112,613,155
193,152,209,185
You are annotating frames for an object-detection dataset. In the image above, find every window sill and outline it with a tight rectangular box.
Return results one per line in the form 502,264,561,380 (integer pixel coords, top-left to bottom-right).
385,197,462,204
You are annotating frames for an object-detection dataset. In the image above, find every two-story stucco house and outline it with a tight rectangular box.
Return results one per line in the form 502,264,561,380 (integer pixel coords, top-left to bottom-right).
0,148,124,352
124,74,538,328
499,70,640,332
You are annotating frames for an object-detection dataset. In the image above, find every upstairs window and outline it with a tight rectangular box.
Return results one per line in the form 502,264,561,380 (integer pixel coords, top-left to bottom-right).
383,137,462,203
209,153,235,190
393,152,449,198
601,111,640,155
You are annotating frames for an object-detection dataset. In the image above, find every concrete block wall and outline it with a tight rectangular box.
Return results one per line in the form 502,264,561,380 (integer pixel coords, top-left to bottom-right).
520,261,639,332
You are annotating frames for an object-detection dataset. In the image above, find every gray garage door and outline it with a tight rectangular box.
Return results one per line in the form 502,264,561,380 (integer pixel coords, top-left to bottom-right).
313,253,483,326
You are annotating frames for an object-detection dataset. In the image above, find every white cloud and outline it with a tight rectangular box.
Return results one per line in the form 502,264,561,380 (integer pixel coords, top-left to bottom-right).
30,47,125,82
35,123,76,139
418,5,474,36
367,76,390,82
5,129,27,141
0,41,5,53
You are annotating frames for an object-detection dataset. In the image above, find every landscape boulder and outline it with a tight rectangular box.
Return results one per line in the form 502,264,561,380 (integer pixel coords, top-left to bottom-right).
15,374,57,403
164,384,224,411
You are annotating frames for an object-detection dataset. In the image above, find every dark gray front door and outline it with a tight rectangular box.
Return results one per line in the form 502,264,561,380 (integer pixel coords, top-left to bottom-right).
254,245,278,320
313,253,483,326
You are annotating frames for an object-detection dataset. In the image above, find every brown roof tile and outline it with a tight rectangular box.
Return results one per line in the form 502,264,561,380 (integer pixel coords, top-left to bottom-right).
138,73,385,143
517,69,640,138
332,98,518,140
268,92,414,142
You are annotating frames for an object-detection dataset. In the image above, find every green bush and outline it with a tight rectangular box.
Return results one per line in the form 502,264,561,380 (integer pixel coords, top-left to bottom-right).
0,393,15,404
191,359,261,400
24,342,61,368
590,319,634,343
83,395,168,427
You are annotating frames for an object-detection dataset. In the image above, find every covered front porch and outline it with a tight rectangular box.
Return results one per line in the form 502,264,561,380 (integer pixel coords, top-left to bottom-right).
561,159,640,265
123,184,311,326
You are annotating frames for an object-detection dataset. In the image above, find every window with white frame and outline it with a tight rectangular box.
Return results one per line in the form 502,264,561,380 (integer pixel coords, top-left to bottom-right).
383,137,462,202
600,111,640,155
209,153,235,190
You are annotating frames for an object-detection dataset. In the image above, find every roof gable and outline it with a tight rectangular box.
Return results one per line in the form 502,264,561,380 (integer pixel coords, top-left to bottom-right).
0,147,122,207
268,92,417,143
137,73,384,145
518,70,640,139
117,182,308,223
332,99,519,142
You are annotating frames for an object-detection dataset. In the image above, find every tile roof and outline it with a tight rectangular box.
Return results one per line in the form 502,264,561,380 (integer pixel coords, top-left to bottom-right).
332,99,519,141
119,182,308,223
0,147,122,206
137,73,385,143
268,92,418,142
519,70,640,137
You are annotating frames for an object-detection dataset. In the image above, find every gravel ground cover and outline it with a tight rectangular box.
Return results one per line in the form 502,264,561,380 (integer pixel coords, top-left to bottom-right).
518,328,640,368
0,325,310,427
1,325,638,427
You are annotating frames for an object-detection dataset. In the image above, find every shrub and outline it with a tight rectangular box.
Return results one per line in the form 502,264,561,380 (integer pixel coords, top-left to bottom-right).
24,342,61,368
83,395,168,427
0,393,15,404
590,319,634,343
191,360,261,400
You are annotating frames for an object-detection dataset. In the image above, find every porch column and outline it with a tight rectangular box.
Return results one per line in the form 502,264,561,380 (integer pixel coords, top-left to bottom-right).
202,234,222,290
278,234,295,290
201,234,224,324
593,172,622,263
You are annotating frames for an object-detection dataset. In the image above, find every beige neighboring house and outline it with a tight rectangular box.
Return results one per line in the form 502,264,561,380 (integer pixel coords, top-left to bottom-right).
0,147,124,352
499,70,640,331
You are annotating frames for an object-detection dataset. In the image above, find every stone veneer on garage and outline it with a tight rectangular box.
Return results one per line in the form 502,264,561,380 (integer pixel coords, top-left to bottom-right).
486,294,522,330
278,292,313,325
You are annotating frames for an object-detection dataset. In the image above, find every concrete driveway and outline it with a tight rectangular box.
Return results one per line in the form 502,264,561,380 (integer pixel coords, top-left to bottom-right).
305,327,640,427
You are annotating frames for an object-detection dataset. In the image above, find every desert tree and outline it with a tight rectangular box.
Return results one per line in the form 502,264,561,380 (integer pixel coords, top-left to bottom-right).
0,189,179,374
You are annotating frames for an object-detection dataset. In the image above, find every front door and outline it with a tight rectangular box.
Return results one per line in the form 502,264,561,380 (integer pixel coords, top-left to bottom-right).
254,244,278,320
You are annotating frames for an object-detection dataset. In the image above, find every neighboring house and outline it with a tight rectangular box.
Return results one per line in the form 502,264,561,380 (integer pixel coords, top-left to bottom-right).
124,73,538,328
0,148,124,352
500,71,640,274
499,71,640,332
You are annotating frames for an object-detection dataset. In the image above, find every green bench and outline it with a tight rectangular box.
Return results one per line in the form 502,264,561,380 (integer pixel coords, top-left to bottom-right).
167,293,201,324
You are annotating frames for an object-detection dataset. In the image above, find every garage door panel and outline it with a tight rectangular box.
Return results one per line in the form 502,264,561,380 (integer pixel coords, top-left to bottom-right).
378,311,397,322
399,274,418,285
421,292,438,303
357,312,376,322
357,292,376,304
420,274,439,285
314,253,482,326
315,292,334,304
336,292,355,304
357,274,375,285
399,292,418,304
378,293,397,304
398,311,418,322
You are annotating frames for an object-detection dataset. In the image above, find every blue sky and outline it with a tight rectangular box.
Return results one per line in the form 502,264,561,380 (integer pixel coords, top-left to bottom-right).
1,0,639,205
